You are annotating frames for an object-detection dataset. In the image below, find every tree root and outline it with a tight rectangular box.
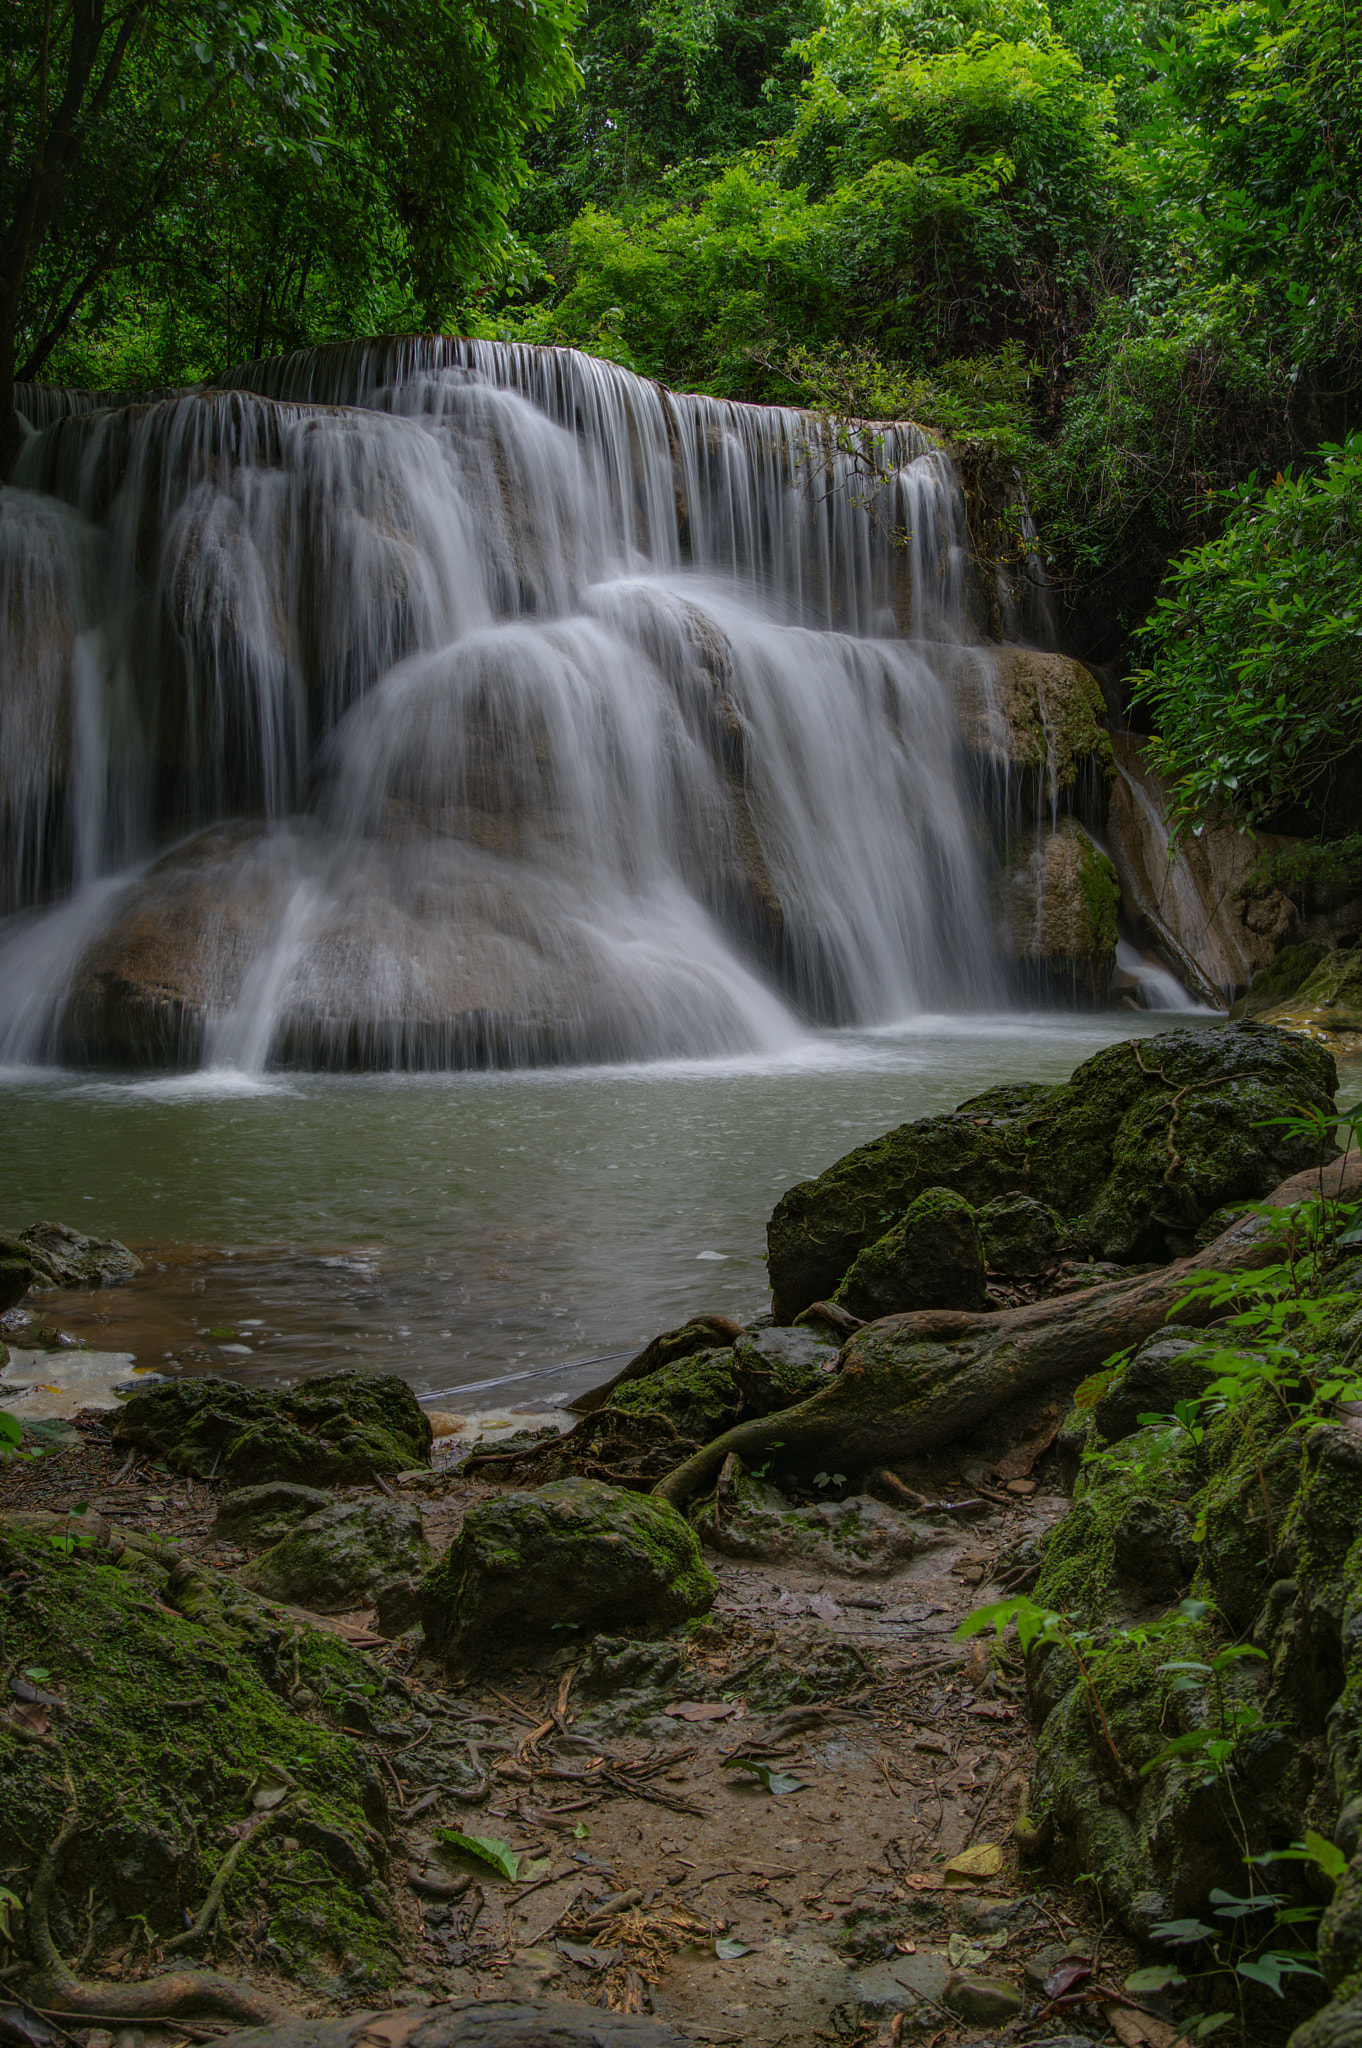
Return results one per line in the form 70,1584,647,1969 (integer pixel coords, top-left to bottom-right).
22,1811,288,2028
654,1153,1362,1510
164,1805,288,1956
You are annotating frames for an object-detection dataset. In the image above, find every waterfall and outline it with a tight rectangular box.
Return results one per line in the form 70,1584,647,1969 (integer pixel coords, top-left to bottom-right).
0,338,1053,1072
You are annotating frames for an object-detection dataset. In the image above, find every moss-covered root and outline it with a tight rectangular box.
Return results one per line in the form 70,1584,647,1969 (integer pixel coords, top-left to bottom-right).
24,1812,288,2027
654,1152,1362,1509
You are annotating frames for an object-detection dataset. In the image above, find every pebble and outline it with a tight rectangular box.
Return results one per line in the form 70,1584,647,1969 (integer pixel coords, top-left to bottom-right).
943,1973,1024,2024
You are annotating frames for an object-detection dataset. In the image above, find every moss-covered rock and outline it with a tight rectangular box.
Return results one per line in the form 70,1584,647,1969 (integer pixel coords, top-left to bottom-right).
1026,1305,1362,2046
419,1477,716,1669
0,1513,401,1996
112,1368,432,1485
609,1347,742,1441
14,1220,144,1287
241,1499,429,1614
1092,1328,1220,1443
767,1022,1336,1320
1230,943,1329,1019
692,1458,938,1576
833,1186,986,1319
1261,945,1362,1048
996,820,1120,1001
730,1325,839,1410
978,1194,1068,1277
214,1482,336,1548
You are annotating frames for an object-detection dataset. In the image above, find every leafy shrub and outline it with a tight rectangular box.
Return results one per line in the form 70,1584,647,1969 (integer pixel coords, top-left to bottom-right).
1131,436,1362,833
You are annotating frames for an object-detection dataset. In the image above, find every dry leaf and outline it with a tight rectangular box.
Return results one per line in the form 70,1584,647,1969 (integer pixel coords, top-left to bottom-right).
8,1700,50,1736
1104,2006,1180,2048
943,1842,1005,1882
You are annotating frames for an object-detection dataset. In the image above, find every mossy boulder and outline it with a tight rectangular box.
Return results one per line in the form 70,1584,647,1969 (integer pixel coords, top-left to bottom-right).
0,1512,401,1995
693,1458,938,1576
833,1185,986,1319
767,1022,1336,1321
978,1194,1068,1277
241,1499,429,1614
419,1477,716,1669
1091,1328,1221,1443
112,1368,432,1484
1024,1296,1362,2047
12,1220,143,1287
996,820,1120,1001
1261,945,1362,1045
1230,942,1328,1018
730,1325,839,1411
214,1482,336,1547
609,1347,742,1441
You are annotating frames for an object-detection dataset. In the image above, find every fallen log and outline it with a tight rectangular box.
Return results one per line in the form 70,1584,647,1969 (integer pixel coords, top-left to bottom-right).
652,1153,1362,1510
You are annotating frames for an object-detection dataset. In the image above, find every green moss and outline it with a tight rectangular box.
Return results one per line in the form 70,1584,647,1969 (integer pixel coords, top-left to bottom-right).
1076,832,1120,960
113,1368,433,1485
610,1347,741,1441
832,1185,985,1318
0,1521,400,1993
767,1021,1337,1319
420,1477,717,1668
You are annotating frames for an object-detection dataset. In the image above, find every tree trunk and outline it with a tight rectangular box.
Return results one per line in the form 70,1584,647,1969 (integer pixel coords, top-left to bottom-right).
651,1153,1362,1510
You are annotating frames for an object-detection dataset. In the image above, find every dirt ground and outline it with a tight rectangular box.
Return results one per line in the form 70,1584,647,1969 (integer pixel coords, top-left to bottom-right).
0,1403,1167,2048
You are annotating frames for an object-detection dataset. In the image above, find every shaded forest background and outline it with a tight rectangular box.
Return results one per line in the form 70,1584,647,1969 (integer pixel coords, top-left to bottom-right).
4,0,1360,859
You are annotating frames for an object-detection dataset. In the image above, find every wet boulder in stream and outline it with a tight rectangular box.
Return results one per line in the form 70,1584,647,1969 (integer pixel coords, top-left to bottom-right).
766,1022,1338,1321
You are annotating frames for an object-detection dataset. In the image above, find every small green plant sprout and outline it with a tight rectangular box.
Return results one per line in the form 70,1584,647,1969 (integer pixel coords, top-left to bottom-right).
1146,1638,1270,1785
751,1441,784,1480
812,1471,847,1491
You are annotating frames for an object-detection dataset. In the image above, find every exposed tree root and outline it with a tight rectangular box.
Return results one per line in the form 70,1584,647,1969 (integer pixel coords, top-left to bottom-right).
653,1153,1362,1510
165,1805,289,1956
22,1812,288,2028
568,1316,744,1415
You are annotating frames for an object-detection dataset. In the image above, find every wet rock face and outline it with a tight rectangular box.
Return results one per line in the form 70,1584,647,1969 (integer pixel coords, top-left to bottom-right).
833,1186,986,1320
418,1477,716,1670
112,1368,432,1485
766,1022,1337,1321
978,1194,1066,1278
242,1499,429,1614
995,820,1120,1002
8,1221,143,1289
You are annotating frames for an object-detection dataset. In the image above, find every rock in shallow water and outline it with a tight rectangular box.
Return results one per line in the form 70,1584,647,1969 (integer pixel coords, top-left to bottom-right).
113,1367,432,1485
767,1022,1338,1320
419,1477,716,1669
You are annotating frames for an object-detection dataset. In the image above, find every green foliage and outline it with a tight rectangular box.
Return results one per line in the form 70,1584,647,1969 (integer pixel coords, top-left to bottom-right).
506,2,1126,406
5,0,584,395
1131,438,1362,832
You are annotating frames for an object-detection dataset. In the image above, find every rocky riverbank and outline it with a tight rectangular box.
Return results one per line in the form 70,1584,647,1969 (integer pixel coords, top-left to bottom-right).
2,1020,1361,2048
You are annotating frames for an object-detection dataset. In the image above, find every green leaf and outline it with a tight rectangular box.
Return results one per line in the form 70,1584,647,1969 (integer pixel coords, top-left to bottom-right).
433,1829,521,1880
715,1936,754,1958
722,1757,805,1795
1126,1965,1186,1992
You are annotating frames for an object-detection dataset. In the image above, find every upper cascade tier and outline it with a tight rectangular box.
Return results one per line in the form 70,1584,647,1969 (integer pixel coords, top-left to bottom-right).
0,338,1096,1072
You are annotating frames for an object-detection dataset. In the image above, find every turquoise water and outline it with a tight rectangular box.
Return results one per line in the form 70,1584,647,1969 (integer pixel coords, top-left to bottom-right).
3,1014,1353,1410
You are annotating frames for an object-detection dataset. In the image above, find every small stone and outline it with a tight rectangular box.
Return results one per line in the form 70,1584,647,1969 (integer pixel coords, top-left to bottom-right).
1005,1478,1036,1497
943,1973,1024,2024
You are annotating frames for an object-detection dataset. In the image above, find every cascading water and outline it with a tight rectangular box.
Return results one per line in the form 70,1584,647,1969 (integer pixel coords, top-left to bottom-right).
0,338,1068,1073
